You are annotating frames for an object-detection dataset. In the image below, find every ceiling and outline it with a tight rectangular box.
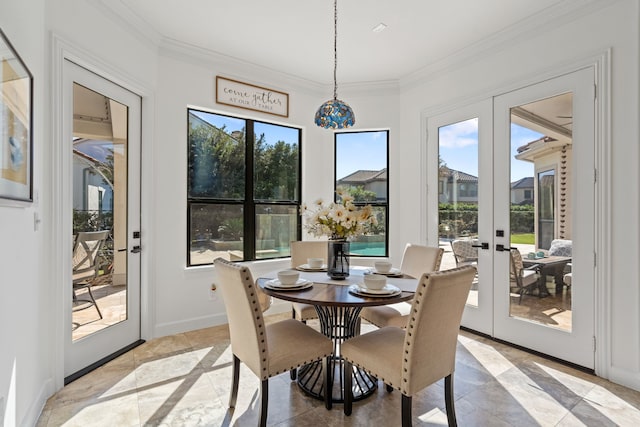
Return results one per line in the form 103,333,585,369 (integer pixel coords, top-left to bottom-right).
101,0,593,85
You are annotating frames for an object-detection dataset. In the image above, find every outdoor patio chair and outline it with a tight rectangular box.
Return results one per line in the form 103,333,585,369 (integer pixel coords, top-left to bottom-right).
72,230,110,319
450,239,479,267
510,248,541,304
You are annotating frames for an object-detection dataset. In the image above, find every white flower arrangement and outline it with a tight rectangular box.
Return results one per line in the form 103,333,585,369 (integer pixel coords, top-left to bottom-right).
301,188,377,240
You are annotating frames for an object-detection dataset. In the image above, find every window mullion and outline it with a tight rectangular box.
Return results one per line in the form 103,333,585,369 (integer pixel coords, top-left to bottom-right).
245,120,256,259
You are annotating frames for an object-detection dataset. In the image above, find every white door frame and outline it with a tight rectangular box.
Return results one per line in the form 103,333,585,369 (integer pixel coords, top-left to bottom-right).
49,35,155,390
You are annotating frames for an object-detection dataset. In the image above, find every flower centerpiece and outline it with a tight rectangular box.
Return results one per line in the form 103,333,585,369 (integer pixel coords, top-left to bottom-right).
301,188,377,279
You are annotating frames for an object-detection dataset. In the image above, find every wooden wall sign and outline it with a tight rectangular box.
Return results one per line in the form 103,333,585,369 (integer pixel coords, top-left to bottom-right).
215,76,289,117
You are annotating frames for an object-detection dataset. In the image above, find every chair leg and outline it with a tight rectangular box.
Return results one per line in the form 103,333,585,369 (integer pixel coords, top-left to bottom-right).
86,286,103,319
290,367,297,380
323,356,332,410
229,355,240,408
445,374,458,427
401,394,412,427
344,360,353,415
259,378,269,427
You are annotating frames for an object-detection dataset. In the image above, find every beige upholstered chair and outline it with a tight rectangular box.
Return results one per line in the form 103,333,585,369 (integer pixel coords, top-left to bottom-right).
213,258,333,425
289,241,327,322
359,243,444,328
72,230,110,319
342,265,476,427
510,248,541,303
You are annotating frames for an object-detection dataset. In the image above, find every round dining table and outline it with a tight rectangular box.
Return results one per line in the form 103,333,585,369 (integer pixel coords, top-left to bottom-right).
257,267,417,404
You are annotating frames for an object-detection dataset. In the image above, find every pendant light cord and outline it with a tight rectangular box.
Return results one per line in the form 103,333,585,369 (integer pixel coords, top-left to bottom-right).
333,0,338,100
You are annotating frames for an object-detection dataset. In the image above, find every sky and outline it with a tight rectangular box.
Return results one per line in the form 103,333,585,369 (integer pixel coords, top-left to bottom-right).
191,109,541,183
438,118,543,182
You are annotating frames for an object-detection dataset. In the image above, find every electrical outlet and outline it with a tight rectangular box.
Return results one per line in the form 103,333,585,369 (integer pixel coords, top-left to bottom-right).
209,283,218,300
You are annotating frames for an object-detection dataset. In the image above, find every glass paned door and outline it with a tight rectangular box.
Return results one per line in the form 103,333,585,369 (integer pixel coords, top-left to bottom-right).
494,68,595,368
428,100,493,335
64,61,141,378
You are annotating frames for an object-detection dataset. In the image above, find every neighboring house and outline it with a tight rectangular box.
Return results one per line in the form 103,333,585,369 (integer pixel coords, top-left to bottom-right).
337,168,388,200
511,177,534,205
438,167,478,204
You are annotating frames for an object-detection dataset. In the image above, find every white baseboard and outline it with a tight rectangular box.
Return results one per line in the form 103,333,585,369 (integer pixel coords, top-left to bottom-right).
608,366,640,392
153,301,291,338
22,377,54,427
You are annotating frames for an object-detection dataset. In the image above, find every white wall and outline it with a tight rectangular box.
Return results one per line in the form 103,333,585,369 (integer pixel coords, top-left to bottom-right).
0,1,47,425
151,49,401,336
398,0,639,389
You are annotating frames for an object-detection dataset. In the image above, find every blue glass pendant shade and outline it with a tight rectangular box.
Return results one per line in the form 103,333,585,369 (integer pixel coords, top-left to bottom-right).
314,98,355,129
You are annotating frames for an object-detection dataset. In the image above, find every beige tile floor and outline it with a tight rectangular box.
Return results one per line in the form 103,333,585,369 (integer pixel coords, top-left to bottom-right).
39,313,640,427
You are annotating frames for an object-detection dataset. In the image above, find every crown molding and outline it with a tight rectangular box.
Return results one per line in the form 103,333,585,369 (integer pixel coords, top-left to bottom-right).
92,0,162,51
399,0,614,90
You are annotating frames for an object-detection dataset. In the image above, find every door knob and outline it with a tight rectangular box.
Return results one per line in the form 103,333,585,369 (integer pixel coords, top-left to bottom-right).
495,244,514,252
472,242,489,250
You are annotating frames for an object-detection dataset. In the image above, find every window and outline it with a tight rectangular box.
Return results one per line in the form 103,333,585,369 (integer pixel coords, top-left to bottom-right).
335,130,388,256
187,109,301,266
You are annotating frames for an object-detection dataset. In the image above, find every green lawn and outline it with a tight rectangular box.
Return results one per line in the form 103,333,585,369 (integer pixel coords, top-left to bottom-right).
511,233,534,245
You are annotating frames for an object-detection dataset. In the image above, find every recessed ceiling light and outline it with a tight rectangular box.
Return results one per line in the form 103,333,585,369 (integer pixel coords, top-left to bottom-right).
372,23,387,33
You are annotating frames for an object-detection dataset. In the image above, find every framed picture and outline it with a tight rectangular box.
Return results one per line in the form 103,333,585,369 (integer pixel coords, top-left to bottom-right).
0,28,33,202
216,76,289,118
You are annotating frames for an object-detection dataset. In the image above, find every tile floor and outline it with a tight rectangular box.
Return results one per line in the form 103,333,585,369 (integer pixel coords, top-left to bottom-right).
39,314,640,427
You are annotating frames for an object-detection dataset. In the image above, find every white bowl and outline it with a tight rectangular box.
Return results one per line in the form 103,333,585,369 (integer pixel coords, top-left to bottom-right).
363,274,387,290
278,270,300,285
307,257,324,268
374,261,393,273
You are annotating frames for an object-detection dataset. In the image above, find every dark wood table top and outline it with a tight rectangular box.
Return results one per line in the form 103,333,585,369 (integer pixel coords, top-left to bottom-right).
522,255,571,267
256,268,416,307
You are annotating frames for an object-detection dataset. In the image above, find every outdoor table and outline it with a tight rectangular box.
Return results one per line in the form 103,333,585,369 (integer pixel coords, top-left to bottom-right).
522,255,572,295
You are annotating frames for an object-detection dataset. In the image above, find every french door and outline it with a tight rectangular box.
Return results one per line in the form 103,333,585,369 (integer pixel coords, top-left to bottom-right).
428,67,595,368
63,60,142,379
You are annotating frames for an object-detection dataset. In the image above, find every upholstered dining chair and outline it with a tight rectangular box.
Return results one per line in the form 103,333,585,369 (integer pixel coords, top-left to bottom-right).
342,265,476,427
213,258,333,426
72,230,110,319
359,243,444,328
509,248,541,303
289,240,327,323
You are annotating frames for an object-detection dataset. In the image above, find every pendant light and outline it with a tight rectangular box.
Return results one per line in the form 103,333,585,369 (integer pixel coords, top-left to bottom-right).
314,0,355,129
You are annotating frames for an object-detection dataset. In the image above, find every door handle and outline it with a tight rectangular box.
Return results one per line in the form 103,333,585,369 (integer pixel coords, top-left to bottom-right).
472,242,489,250
117,248,127,252
495,244,514,252
131,245,141,254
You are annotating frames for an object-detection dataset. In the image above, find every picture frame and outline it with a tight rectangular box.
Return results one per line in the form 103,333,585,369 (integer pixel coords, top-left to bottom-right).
0,27,33,202
216,76,289,118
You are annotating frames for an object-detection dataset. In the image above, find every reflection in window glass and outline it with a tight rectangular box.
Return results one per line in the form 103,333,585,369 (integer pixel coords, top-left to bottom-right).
335,131,388,257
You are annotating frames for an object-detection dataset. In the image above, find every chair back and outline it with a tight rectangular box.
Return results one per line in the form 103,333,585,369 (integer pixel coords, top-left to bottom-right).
402,265,476,396
290,240,327,268
72,230,110,284
399,243,444,279
450,239,479,266
509,248,525,287
214,257,269,379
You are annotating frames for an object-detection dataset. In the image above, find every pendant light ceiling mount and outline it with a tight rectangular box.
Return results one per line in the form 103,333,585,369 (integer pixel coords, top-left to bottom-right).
314,0,355,129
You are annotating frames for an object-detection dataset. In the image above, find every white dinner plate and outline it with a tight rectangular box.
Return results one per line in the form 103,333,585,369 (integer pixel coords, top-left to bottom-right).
348,283,401,297
265,278,313,291
367,267,403,277
296,264,328,272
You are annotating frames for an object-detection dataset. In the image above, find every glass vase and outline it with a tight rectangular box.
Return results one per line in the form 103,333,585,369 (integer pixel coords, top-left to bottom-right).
327,240,350,280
